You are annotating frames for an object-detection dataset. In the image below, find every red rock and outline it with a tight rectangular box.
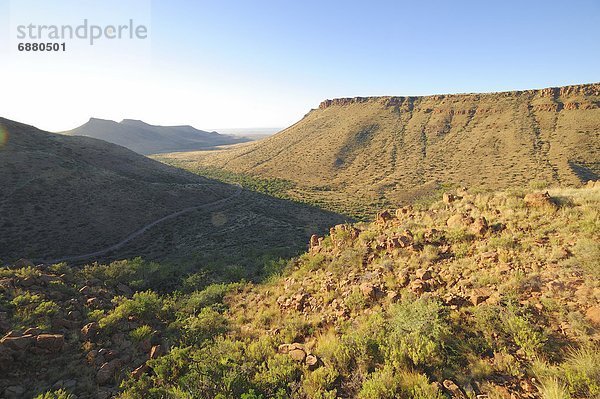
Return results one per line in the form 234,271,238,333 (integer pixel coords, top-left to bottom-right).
470,290,491,306
1,334,35,351
23,327,42,336
35,334,64,352
96,359,122,385
443,379,467,398
289,348,306,362
305,354,320,370
359,282,376,299
81,322,99,339
131,363,148,379
524,192,555,208
470,217,488,236
149,344,163,359
585,305,600,326
376,210,393,224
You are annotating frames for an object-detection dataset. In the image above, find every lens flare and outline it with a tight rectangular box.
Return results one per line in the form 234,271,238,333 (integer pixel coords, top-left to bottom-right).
0,126,8,148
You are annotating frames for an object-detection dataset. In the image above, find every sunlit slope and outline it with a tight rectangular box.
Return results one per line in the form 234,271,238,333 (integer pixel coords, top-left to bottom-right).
161,83,600,216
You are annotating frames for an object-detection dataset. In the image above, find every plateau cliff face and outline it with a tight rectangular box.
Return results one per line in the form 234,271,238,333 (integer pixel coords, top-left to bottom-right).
160,83,600,217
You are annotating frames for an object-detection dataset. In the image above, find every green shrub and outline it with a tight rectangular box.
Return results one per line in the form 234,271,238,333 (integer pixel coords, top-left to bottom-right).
33,389,76,399
181,338,253,398
252,354,301,397
359,368,442,399
100,290,163,329
130,325,153,342
345,288,366,313
562,347,600,397
385,298,450,368
501,311,546,359
537,377,572,399
10,293,59,329
571,238,600,278
180,284,233,315
181,307,228,346
301,367,339,399
300,253,327,271
358,366,400,399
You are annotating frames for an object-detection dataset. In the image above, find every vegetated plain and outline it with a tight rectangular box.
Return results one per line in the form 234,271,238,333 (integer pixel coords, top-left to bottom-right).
155,83,600,219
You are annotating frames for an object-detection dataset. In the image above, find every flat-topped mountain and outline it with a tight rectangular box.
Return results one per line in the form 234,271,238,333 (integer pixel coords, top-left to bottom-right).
158,83,600,218
61,118,249,155
0,118,343,264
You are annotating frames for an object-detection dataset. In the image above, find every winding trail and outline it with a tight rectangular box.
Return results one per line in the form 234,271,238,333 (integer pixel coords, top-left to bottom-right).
37,183,243,264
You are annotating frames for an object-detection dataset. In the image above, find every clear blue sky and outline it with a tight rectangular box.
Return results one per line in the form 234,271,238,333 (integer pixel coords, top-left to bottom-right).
0,0,598,131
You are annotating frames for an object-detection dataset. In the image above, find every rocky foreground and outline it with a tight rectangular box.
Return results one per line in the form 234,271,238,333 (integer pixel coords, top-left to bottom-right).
1,183,599,398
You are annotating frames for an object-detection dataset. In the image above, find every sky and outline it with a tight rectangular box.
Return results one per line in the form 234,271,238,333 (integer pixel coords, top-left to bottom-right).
0,0,598,132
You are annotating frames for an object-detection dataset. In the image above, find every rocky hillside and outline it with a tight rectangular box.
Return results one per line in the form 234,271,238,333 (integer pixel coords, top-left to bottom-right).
3,183,597,398
62,118,248,155
0,117,343,266
157,83,600,218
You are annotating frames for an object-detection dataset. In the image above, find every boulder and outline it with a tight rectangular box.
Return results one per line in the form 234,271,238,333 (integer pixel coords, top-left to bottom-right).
309,234,320,250
359,282,376,300
376,210,393,224
410,279,427,295
387,290,399,302
98,348,119,361
289,347,306,362
469,217,488,236
81,322,99,339
470,289,491,306
1,334,35,351
443,379,467,398
149,344,164,359
446,214,474,229
585,305,600,326
524,192,555,208
443,193,461,204
416,268,432,280
305,354,320,370
277,343,290,354
395,206,412,218
36,334,65,352
97,359,122,385
131,363,149,379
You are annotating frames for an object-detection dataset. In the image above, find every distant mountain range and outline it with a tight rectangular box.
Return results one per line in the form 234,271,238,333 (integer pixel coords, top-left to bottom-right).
60,118,249,155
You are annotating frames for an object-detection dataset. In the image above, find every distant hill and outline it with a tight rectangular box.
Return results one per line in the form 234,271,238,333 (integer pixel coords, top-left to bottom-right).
61,118,249,155
213,127,281,141
157,83,600,218
0,118,344,265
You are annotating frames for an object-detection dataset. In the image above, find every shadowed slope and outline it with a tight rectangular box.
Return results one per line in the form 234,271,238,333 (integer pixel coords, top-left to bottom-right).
0,118,345,264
